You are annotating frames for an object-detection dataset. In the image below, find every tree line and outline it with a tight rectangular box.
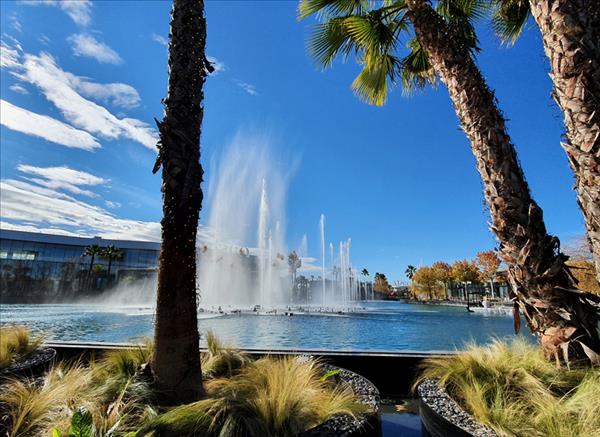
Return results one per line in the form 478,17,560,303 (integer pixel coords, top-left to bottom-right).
407,250,502,300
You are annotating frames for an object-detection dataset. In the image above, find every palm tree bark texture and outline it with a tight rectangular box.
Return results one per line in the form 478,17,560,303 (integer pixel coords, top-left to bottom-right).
151,0,213,403
527,0,600,284
405,0,600,363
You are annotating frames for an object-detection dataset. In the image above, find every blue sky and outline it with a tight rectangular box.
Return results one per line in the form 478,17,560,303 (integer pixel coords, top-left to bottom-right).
0,0,585,282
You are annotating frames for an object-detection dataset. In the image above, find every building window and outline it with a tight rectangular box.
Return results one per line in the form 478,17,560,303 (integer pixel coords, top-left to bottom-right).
12,251,37,260
0,251,8,259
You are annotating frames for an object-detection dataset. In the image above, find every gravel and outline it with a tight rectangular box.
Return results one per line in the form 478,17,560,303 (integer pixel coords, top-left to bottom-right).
418,379,497,437
303,364,380,437
0,347,56,379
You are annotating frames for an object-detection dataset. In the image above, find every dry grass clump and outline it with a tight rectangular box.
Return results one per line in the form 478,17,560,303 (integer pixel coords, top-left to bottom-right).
201,331,252,379
1,347,156,437
416,339,600,437
139,356,365,437
0,326,44,369
2,335,365,437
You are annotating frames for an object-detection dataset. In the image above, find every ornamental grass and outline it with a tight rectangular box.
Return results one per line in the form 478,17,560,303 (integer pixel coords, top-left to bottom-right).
416,339,600,437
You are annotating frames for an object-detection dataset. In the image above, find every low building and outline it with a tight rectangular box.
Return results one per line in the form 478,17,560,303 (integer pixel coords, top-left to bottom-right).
0,229,160,302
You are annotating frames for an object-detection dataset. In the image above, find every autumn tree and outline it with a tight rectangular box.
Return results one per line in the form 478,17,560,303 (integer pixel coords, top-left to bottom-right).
431,261,452,299
451,259,481,299
413,266,439,300
476,250,502,298
373,272,391,294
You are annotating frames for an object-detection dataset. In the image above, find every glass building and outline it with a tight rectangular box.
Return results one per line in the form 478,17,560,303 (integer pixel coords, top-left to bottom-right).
0,229,160,302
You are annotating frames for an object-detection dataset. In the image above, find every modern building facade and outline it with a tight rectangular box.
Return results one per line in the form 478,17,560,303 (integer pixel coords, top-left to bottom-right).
0,229,160,302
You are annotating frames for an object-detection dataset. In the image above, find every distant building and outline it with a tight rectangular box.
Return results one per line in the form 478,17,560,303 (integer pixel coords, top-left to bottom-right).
0,229,160,302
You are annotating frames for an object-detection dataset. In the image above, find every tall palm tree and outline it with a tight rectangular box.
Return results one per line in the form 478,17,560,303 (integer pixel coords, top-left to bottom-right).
299,0,600,362
405,265,416,281
491,0,600,283
100,245,123,286
361,268,369,277
83,244,102,286
151,0,213,403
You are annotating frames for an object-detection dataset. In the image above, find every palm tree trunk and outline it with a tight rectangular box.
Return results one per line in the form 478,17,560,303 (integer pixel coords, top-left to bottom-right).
151,0,211,403
107,258,113,286
527,0,600,284
406,0,600,362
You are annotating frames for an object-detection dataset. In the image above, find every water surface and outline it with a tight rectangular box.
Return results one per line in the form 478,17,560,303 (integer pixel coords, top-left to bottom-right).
0,301,533,351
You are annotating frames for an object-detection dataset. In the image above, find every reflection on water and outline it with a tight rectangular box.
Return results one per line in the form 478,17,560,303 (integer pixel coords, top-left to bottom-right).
0,301,534,351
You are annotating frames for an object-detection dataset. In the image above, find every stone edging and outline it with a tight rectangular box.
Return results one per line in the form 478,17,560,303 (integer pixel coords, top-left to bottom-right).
418,379,497,437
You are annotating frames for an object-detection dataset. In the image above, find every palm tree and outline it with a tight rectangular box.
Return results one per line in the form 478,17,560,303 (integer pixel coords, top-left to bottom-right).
83,244,102,287
150,0,214,403
288,250,302,293
299,0,600,361
491,0,600,283
405,265,416,281
101,245,123,286
361,268,369,277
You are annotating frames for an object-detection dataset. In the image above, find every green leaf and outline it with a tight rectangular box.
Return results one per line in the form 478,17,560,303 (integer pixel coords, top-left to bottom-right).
52,429,62,437
320,368,341,381
69,408,93,437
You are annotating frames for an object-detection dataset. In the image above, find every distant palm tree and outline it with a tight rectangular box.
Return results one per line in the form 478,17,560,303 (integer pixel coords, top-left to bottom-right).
150,0,213,404
83,244,102,279
361,268,369,277
405,265,417,281
101,245,123,286
299,0,600,361
288,250,302,291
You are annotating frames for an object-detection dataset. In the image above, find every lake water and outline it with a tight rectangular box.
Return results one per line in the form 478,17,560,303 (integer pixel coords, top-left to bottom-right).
0,301,534,351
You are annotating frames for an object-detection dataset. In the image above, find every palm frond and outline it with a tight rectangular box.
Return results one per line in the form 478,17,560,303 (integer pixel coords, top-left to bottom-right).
298,0,372,20
437,0,490,22
307,17,356,68
492,0,530,45
401,37,436,95
351,51,402,105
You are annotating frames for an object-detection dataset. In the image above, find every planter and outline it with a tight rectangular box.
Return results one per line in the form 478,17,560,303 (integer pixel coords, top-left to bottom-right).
303,365,380,437
418,379,496,437
0,347,56,380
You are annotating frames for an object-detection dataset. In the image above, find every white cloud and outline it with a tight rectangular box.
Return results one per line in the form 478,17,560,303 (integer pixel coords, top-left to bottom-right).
207,56,226,74
73,80,140,109
39,34,51,45
9,83,28,94
0,178,162,241
151,33,167,46
67,33,122,65
17,164,108,197
0,99,101,151
105,200,121,209
9,51,157,149
11,13,23,33
234,79,258,96
21,1,93,27
1,41,21,69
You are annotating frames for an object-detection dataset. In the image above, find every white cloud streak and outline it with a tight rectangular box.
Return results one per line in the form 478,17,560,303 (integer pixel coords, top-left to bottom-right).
0,178,162,241
17,164,107,197
0,99,101,151
9,51,157,149
234,79,258,96
9,84,28,94
207,56,226,74
20,0,93,27
67,33,122,65
151,33,167,46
